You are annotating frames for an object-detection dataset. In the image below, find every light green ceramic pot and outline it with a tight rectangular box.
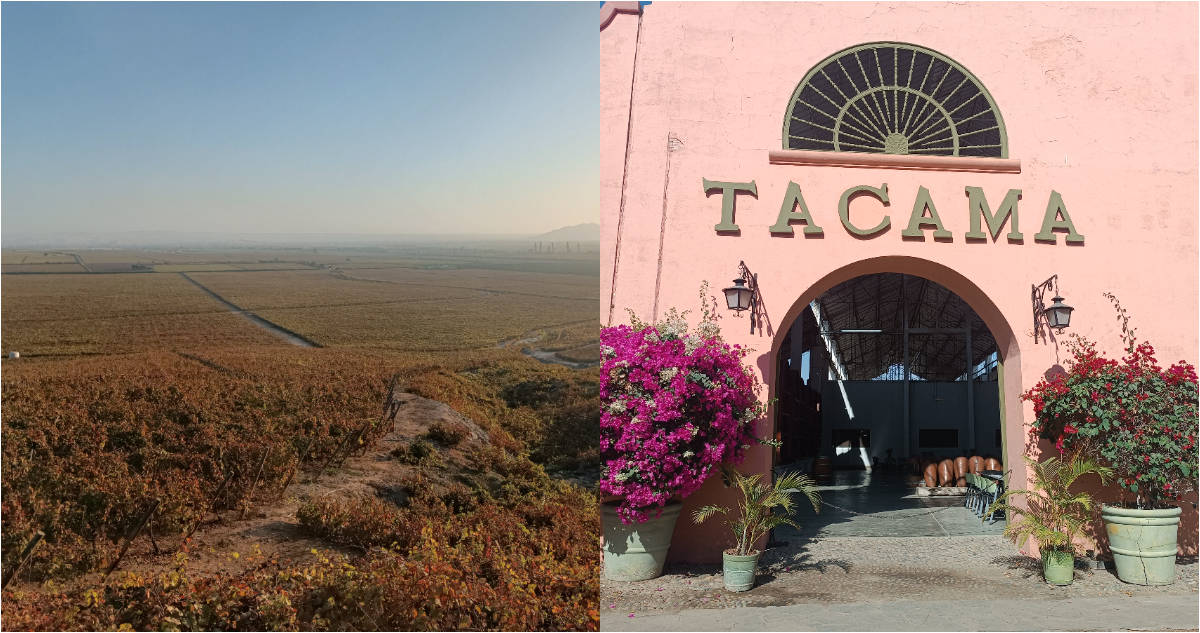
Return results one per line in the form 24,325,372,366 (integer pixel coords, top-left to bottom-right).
722,550,762,592
1041,550,1075,585
1101,504,1181,586
601,500,681,581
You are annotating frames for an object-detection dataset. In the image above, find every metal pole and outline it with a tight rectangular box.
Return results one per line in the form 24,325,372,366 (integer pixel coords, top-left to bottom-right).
278,436,315,501
239,447,271,521
187,468,237,539
104,499,160,578
965,315,976,453
312,433,353,483
902,275,911,458
2,531,45,590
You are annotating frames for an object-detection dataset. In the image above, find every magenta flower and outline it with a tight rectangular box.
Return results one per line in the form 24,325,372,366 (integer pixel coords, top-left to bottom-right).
600,312,766,524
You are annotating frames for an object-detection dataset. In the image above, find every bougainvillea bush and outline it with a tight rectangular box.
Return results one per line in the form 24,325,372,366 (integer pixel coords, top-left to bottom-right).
1022,296,1198,508
599,304,768,524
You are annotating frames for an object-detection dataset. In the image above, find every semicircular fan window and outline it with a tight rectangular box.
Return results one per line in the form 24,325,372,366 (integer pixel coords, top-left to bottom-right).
784,43,1008,158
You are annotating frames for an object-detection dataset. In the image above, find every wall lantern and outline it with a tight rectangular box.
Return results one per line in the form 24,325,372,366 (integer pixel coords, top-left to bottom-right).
1032,275,1072,344
723,261,761,333
723,278,753,312
1045,295,1074,331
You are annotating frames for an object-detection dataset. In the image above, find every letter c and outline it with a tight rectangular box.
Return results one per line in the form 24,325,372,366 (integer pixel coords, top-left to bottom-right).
838,184,890,237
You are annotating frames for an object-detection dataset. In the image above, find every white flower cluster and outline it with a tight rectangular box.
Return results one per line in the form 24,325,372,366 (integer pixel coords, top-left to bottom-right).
659,367,680,384
656,312,689,340
600,345,616,359
606,400,628,414
696,320,721,340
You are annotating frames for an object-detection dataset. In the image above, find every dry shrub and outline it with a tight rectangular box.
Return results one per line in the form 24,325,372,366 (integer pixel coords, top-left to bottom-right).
424,420,470,447
296,497,422,551
391,438,443,467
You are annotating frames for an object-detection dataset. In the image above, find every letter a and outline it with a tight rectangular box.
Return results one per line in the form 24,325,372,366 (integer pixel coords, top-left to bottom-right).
902,186,952,239
769,182,824,235
1034,191,1085,243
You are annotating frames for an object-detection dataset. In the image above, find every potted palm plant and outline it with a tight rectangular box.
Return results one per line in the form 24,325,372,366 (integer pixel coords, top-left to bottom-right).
1023,296,1198,585
693,468,820,592
987,453,1113,585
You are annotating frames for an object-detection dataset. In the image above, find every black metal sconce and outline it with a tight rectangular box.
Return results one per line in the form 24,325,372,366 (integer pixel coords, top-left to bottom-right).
723,261,761,333
1032,275,1073,344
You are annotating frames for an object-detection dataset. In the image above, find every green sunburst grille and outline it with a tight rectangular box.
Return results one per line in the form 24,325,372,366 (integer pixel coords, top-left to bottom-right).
784,43,1008,158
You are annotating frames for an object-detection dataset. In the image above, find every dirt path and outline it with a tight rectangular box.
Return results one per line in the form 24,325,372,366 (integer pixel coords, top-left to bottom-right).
69,253,92,272
496,333,600,369
179,272,320,348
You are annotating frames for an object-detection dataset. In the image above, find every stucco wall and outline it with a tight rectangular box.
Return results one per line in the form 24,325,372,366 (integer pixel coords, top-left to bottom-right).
602,2,1199,563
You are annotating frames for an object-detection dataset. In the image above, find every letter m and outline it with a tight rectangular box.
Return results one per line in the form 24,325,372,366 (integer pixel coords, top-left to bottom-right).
964,187,1022,241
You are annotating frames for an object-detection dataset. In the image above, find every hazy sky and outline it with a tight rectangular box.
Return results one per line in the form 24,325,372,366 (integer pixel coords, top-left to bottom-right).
2,2,598,236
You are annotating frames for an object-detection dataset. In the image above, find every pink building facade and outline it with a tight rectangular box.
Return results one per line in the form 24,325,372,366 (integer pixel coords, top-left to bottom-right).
602,2,1198,563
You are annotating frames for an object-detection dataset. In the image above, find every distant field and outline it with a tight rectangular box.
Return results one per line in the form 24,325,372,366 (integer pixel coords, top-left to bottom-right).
1,273,290,356
0,263,89,273
2,247,601,357
190,268,598,351
1,251,79,265
152,263,247,272
336,267,598,300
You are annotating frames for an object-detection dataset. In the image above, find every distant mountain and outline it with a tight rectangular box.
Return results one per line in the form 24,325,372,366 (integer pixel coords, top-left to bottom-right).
531,223,599,241
0,230,539,249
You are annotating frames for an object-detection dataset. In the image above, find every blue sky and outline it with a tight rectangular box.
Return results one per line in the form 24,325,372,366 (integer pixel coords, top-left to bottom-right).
2,2,598,235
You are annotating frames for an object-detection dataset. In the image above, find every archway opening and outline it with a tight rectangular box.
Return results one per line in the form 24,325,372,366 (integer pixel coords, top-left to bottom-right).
775,272,1008,539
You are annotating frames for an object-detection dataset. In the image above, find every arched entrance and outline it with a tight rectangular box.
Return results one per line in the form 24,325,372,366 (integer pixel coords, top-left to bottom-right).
769,257,1025,538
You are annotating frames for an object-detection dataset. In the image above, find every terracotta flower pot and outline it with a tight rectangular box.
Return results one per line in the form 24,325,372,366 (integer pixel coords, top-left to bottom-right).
954,456,968,479
969,455,984,474
984,457,1000,472
955,477,967,487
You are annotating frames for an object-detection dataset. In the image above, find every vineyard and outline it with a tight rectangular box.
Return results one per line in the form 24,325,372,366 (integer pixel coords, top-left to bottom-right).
3,248,600,359
1,246,601,630
1,348,600,630
1,274,291,356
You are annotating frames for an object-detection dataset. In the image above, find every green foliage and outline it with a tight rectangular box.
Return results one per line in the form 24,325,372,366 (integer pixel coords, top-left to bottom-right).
692,469,820,556
987,453,1113,559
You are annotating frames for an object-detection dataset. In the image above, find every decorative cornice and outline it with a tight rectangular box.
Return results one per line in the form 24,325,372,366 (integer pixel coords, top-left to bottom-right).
601,1,640,30
768,149,1022,174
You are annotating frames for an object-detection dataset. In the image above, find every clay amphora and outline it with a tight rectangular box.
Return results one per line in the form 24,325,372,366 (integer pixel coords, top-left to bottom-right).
984,457,1000,472
969,455,984,475
938,459,954,486
954,456,968,479
956,477,967,487
923,463,937,488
